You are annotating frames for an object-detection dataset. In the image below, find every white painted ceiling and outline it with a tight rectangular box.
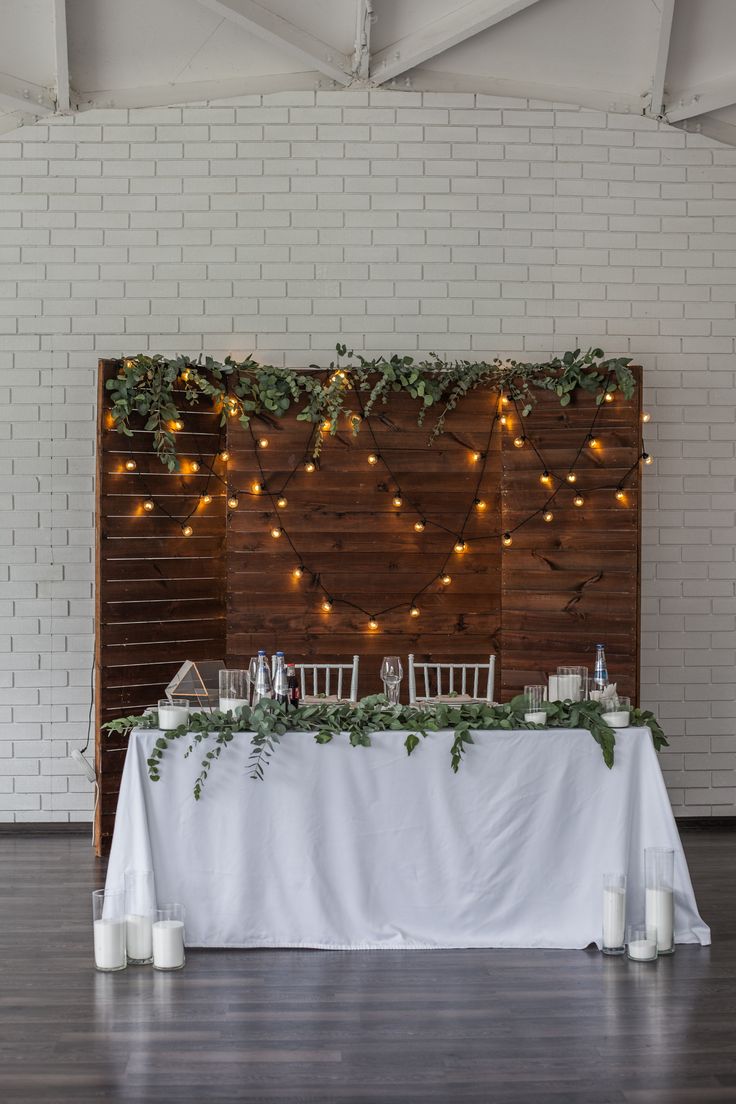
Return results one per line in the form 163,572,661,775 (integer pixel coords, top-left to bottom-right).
1,0,736,144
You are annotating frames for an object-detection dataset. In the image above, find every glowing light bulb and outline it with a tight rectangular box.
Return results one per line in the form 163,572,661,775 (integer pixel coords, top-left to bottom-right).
227,495,239,509
441,574,452,585
143,499,154,512
604,392,614,403
219,450,230,463
172,419,184,431
566,471,577,484
124,358,134,369
500,414,507,426
251,481,262,494
270,526,282,539
321,419,331,432
410,605,420,618
540,471,551,486
573,494,584,507
471,450,482,462
543,510,554,523
414,519,425,532
321,597,333,612
181,369,190,382
304,460,316,474
190,460,200,473
615,488,625,501
643,452,653,465
501,394,509,406
474,498,487,511
513,435,525,449
201,493,212,506
182,524,193,537
392,494,403,508
257,438,268,449
124,459,137,472
277,496,288,509
642,411,651,423
367,452,379,466
348,412,362,427
454,539,466,553
368,617,379,630
587,437,599,449
502,532,512,547
293,565,304,579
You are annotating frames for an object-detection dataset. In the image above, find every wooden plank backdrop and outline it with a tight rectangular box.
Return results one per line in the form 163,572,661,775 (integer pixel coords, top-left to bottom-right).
95,360,641,853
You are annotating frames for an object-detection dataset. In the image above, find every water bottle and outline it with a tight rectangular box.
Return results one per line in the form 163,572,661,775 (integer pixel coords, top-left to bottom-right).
593,644,608,691
252,649,273,705
273,651,288,707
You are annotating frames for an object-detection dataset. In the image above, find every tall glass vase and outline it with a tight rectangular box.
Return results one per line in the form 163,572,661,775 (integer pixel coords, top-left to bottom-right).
645,847,675,955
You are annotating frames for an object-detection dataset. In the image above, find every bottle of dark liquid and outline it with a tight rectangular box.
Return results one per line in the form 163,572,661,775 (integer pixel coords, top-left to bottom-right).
273,651,288,707
287,664,300,709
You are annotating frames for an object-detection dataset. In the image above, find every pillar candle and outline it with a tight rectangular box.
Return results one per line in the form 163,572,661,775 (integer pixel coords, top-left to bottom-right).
94,918,126,971
548,675,559,700
627,938,657,961
126,914,153,962
152,920,185,970
219,697,248,714
646,887,674,952
158,704,189,730
602,886,625,949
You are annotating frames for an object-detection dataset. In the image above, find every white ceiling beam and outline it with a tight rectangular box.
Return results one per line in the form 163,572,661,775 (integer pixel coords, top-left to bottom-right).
666,74,736,123
408,68,642,115
51,0,71,112
649,0,675,118
75,72,323,113
192,0,352,86
0,72,55,116
371,0,546,85
352,0,373,81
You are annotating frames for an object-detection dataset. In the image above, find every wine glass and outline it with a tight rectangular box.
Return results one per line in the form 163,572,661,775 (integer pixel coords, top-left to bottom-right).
380,656,403,705
247,656,258,703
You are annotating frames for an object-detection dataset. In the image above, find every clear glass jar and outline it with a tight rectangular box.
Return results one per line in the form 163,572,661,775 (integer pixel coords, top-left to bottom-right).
601,872,626,955
218,668,249,714
92,889,127,972
152,904,186,971
645,847,675,955
124,871,155,965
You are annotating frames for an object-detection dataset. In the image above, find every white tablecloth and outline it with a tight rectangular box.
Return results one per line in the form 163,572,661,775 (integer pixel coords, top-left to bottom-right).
105,726,710,950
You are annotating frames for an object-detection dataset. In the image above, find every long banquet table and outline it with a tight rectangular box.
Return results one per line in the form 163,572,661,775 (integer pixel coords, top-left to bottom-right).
105,725,710,950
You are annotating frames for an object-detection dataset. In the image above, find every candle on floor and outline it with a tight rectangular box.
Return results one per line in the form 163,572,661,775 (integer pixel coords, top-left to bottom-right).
627,937,657,961
602,886,626,953
152,921,185,970
646,888,674,953
157,698,189,730
126,914,153,964
94,919,127,971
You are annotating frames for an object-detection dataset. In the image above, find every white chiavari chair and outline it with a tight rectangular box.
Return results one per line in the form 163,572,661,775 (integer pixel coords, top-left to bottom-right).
407,655,496,705
272,656,360,703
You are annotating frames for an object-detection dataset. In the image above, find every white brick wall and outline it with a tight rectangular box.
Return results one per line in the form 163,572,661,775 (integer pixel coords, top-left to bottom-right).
1,90,734,821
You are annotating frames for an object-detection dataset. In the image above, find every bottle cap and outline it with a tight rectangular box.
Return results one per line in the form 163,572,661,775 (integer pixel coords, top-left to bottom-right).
257,649,266,655
276,650,284,657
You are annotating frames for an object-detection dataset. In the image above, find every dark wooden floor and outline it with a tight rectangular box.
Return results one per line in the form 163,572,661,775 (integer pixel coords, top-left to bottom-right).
0,829,734,1104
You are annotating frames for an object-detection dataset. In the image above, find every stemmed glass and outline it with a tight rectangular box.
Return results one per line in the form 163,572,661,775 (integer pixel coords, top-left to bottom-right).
380,656,403,704
248,656,258,703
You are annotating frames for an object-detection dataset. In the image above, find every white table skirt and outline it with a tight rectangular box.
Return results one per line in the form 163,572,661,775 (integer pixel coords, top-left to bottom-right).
105,726,710,950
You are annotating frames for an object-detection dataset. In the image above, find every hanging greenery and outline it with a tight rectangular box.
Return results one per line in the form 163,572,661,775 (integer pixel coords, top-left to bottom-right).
102,696,667,800
106,345,635,471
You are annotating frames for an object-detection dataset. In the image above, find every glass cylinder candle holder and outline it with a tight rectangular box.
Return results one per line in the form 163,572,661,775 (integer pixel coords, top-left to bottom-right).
219,668,249,715
626,923,658,962
92,889,127,972
645,847,675,955
157,698,189,731
601,872,626,955
152,904,186,971
124,871,155,965
523,684,547,724
556,666,587,702
603,694,631,729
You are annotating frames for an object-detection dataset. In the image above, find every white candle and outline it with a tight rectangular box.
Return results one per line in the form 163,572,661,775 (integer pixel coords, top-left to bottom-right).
158,704,189,730
602,886,625,949
646,887,674,952
558,674,581,701
604,710,630,729
627,938,657,961
548,675,559,700
93,918,126,970
524,711,547,724
152,920,185,970
125,913,153,962
219,697,248,714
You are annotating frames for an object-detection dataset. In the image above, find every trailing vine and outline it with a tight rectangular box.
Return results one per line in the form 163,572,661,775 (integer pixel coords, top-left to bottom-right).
106,345,635,471
102,695,667,799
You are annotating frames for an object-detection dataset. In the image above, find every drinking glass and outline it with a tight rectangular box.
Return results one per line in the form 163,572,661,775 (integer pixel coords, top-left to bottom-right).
602,694,631,729
601,872,626,955
523,684,547,724
556,666,587,702
248,656,258,703
92,889,127,972
381,656,403,704
626,923,657,962
124,871,155,965
645,847,675,955
157,698,189,731
219,668,249,714
152,904,186,971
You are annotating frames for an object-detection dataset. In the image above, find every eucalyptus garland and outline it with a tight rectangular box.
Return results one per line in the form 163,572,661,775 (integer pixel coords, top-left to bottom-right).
106,345,635,471
102,695,667,800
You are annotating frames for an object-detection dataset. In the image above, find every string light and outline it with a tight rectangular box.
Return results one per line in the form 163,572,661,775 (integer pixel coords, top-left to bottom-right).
219,450,230,462
604,391,614,404
258,437,269,449
543,510,554,523
454,539,466,553
182,524,193,537
227,494,239,509
587,436,599,449
124,358,135,369
347,412,362,428
124,458,137,472
441,573,452,585
410,605,420,618
566,471,577,484
172,419,184,431
143,499,154,512
270,526,282,539
643,452,653,465
540,471,551,486
513,435,525,449
251,481,262,494
642,411,651,423
293,565,304,579
367,452,379,466
573,493,585,507
189,460,200,473
615,487,625,501
304,460,316,474
501,394,509,406
277,496,288,508
368,616,379,630
201,493,212,506
500,413,508,426
471,450,482,462
321,419,332,432
181,369,190,382
473,498,487,511
414,519,426,532
392,493,403,508
321,597,333,612
502,532,513,547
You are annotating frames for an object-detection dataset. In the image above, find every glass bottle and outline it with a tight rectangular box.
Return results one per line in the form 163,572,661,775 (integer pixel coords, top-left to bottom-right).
287,664,300,709
252,649,273,704
593,644,608,691
273,652,288,706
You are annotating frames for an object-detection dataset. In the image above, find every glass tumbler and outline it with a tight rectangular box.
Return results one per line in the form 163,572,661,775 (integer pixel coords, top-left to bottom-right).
626,924,658,962
601,872,626,955
92,889,127,972
556,666,587,702
124,871,155,965
645,847,675,955
218,668,249,714
152,904,186,971
523,684,547,724
157,698,189,731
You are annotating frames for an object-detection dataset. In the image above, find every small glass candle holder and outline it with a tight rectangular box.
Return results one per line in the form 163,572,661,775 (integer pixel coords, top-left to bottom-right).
124,871,155,965
645,847,675,955
157,698,189,731
601,872,626,955
523,684,547,724
152,904,186,971
603,695,631,729
218,668,249,714
556,666,588,702
626,923,658,962
92,889,127,972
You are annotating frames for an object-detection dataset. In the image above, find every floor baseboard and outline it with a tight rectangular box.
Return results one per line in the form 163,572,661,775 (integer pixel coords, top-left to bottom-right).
676,816,736,829
0,822,91,836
